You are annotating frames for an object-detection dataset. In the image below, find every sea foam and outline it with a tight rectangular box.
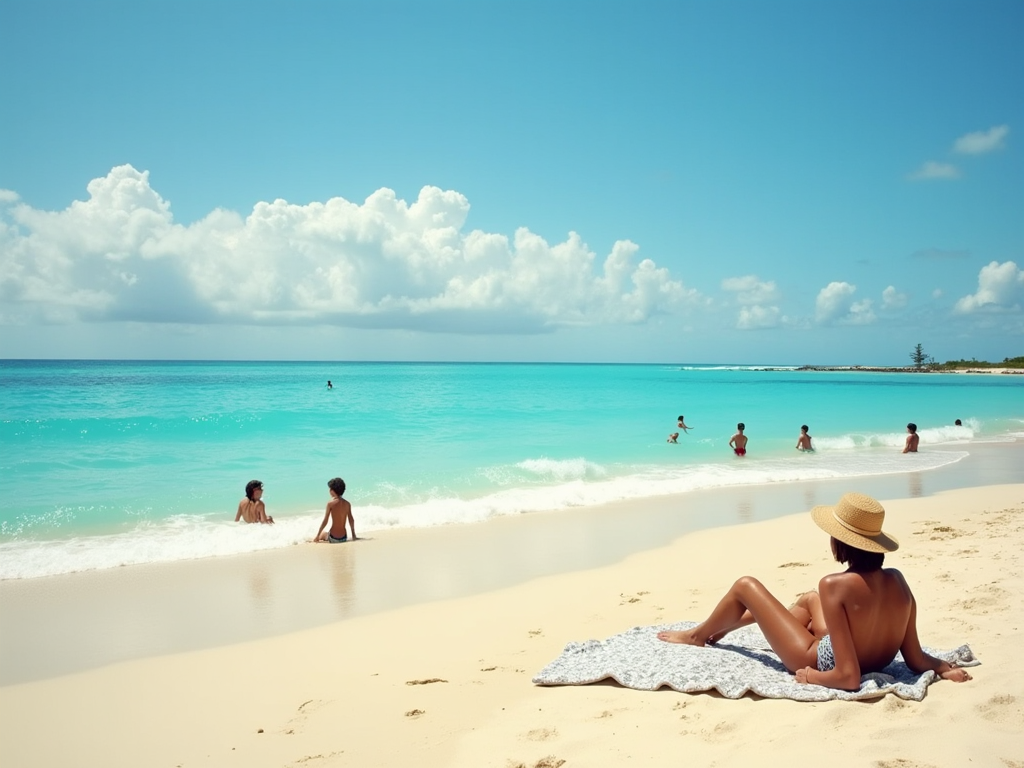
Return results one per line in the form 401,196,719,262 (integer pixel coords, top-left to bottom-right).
0,448,968,580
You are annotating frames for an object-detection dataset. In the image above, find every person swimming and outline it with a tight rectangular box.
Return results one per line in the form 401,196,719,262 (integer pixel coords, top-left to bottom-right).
656,492,972,689
796,424,814,452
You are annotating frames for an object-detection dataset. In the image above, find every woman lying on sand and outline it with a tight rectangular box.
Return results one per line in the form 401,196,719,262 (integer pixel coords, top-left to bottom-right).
657,492,973,690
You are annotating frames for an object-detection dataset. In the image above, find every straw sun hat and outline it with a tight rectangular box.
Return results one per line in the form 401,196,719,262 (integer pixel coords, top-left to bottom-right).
810,492,899,553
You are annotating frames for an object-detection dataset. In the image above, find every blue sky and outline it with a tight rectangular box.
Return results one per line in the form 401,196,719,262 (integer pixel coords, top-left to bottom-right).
1,0,1021,363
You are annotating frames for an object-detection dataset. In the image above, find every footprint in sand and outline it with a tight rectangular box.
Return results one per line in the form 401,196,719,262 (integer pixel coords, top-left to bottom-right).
405,678,448,685
976,694,1024,727
672,700,699,721
280,699,330,734
700,720,735,742
288,752,343,766
883,697,913,715
874,760,936,768
778,562,810,568
524,727,557,742
929,525,968,540
404,709,425,718
953,585,1011,615
507,758,566,768
533,759,566,768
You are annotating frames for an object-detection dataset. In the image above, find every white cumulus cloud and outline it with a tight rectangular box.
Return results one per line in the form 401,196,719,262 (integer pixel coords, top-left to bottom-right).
722,275,782,329
881,285,908,310
909,161,960,180
721,275,780,305
954,260,1024,314
736,305,781,330
953,125,1010,155
0,165,706,333
814,281,876,325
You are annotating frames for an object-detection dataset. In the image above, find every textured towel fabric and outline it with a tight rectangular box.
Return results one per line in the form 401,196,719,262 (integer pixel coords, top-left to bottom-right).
532,622,979,702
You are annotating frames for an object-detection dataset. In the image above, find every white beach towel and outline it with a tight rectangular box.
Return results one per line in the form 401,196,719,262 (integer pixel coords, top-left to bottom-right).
532,622,978,702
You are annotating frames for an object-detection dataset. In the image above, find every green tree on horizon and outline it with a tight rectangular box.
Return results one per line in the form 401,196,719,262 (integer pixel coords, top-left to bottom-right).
909,343,933,371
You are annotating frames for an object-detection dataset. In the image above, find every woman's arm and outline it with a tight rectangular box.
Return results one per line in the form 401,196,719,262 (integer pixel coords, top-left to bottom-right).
313,506,331,542
795,575,863,690
899,596,972,682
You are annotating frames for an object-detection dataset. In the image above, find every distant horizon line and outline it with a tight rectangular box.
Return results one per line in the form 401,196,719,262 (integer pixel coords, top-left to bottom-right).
0,357,891,367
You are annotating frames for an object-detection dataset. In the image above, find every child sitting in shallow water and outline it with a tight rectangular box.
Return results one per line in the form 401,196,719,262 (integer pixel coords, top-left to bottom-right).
235,480,274,524
314,477,357,543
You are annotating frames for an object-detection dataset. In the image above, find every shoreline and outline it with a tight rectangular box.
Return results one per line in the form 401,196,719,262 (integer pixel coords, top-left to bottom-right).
763,365,1024,374
2,441,1022,686
1,482,1021,767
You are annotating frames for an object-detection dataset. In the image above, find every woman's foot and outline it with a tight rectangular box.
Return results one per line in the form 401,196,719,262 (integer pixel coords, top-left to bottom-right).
656,629,705,645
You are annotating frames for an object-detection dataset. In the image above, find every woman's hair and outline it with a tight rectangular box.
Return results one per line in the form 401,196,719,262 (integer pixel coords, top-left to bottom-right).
328,477,347,496
245,480,263,500
831,537,884,571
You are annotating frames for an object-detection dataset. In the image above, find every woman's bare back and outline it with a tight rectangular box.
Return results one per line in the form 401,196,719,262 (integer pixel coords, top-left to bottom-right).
819,567,914,673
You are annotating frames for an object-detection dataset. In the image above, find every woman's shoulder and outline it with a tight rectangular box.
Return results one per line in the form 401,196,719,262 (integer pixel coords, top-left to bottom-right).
819,567,896,589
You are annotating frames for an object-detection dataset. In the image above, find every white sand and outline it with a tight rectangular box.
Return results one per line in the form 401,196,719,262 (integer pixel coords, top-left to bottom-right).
1,483,1022,767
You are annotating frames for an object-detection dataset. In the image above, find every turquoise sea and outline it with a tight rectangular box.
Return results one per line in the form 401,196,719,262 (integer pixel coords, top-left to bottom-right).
2,360,1022,579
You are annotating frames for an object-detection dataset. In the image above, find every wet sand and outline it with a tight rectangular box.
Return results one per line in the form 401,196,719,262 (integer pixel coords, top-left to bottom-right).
2,441,1022,686
0,478,1021,767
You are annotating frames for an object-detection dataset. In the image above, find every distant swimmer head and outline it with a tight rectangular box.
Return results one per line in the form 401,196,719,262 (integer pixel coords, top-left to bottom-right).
328,477,347,496
245,480,264,500
907,423,917,433
737,423,745,431
955,419,962,426
801,425,809,433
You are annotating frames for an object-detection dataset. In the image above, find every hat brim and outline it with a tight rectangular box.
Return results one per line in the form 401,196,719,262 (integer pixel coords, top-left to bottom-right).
811,505,899,553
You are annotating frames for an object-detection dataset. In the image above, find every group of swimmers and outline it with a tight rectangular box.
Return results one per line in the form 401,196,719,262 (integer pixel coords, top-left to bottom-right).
235,477,358,543
668,418,932,456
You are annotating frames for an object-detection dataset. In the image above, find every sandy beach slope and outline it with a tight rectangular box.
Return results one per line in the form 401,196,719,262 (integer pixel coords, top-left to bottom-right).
1,482,1022,767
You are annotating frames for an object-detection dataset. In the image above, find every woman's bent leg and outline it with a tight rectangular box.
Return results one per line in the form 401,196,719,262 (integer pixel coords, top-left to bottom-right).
657,577,820,672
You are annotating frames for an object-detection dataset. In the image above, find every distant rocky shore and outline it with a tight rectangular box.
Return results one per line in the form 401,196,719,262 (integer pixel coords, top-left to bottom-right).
781,365,1024,374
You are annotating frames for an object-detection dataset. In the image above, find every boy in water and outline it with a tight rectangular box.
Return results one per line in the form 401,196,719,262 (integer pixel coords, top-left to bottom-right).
796,425,814,452
667,432,679,443
235,480,274,524
729,423,748,456
903,423,920,453
314,477,357,543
